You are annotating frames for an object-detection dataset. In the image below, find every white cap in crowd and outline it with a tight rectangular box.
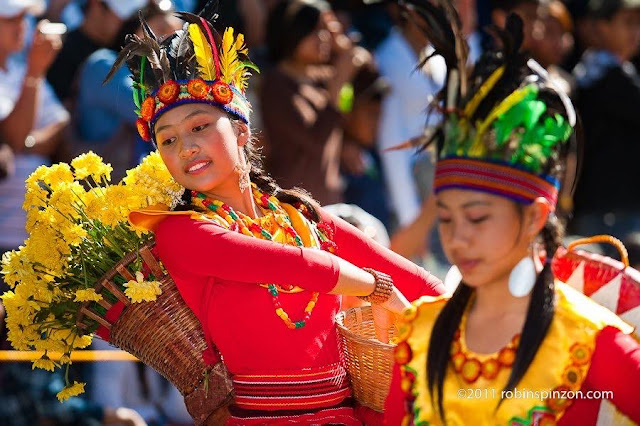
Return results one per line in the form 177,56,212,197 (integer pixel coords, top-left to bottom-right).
0,0,44,18
102,0,149,20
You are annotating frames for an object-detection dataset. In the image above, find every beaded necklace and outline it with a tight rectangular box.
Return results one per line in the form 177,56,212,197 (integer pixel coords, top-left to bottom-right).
192,186,330,330
451,308,521,384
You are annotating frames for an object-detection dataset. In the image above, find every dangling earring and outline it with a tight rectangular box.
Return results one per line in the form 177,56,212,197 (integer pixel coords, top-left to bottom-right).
169,185,186,209
235,161,251,192
444,265,462,292
508,255,537,298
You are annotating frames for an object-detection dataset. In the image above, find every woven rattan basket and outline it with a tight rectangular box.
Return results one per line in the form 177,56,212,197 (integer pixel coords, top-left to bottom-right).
336,306,396,412
75,243,233,425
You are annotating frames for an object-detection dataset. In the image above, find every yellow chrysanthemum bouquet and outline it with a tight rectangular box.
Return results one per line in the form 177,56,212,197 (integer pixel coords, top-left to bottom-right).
0,151,183,401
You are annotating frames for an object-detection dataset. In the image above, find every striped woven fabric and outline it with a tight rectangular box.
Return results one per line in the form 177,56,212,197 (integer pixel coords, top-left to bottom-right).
434,157,560,209
232,363,351,410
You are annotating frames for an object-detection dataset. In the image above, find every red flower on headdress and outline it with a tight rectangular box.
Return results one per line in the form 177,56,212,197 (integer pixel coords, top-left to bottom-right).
140,96,156,122
211,81,233,104
187,78,210,99
157,80,180,104
136,118,152,141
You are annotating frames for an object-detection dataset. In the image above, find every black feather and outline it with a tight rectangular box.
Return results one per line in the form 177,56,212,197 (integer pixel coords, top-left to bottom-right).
197,0,220,22
139,10,158,43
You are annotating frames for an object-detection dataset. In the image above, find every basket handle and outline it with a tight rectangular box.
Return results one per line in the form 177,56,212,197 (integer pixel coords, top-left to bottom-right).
567,235,629,268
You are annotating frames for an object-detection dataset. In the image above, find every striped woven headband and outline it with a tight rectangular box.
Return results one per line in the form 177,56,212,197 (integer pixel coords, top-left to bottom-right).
434,158,560,209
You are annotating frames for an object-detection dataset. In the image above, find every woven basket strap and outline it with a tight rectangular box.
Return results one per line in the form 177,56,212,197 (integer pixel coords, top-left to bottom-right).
79,307,112,330
117,264,136,281
140,246,164,277
101,278,131,306
567,235,629,267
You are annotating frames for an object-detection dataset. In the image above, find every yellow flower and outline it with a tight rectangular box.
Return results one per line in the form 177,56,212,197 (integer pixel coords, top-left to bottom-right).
56,381,86,402
72,335,92,349
23,181,49,212
32,354,56,372
1,249,30,288
122,151,182,208
61,224,87,248
71,151,112,182
34,337,68,353
59,354,72,365
81,188,104,221
74,289,103,302
43,163,74,190
49,182,84,220
124,271,162,303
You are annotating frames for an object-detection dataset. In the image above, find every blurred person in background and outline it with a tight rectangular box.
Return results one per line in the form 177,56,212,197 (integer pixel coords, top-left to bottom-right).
374,2,446,228
571,0,640,242
261,0,370,206
46,0,148,103
528,0,576,94
196,0,266,51
73,3,181,180
90,339,192,426
0,142,14,182
0,0,69,256
376,0,477,265
491,0,542,51
340,62,392,228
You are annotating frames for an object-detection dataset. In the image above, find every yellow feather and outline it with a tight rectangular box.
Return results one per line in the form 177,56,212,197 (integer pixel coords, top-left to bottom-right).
235,33,247,55
188,24,215,80
232,32,251,90
220,27,238,84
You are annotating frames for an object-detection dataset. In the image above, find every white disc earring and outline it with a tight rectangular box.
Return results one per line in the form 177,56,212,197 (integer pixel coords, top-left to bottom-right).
444,265,462,292
508,256,537,298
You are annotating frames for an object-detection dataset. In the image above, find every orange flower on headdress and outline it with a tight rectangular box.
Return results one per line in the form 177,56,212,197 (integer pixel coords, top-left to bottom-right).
157,80,180,104
187,78,210,99
212,81,233,104
140,96,156,122
136,118,151,141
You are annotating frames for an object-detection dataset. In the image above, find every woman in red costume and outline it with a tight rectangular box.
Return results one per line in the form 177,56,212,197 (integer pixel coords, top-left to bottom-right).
107,4,443,425
383,1,640,425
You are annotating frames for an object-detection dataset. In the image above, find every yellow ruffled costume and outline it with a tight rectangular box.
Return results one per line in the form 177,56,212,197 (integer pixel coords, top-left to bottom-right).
394,282,634,425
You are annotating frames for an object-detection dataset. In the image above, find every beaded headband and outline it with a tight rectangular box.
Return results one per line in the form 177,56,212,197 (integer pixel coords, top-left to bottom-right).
107,12,257,142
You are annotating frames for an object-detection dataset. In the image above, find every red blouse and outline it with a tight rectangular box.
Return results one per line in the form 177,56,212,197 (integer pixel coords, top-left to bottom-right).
153,209,444,374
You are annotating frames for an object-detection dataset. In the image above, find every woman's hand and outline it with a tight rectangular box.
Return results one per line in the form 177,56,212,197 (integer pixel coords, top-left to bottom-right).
372,286,411,343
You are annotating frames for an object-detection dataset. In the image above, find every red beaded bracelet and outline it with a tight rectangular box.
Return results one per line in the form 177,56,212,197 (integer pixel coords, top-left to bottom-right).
359,268,394,304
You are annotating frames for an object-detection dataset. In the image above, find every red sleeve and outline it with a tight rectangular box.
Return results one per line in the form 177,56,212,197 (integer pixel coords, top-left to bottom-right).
384,362,408,425
582,325,640,421
155,215,340,293
320,209,445,301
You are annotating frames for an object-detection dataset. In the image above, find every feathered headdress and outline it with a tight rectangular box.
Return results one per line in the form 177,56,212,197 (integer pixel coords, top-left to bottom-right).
372,0,576,209
106,7,258,142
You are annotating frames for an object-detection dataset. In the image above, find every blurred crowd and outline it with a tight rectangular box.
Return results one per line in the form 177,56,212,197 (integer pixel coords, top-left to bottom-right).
2,0,640,424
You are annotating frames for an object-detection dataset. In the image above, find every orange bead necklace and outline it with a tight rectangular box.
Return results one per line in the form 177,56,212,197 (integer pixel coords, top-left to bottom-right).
192,187,330,330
